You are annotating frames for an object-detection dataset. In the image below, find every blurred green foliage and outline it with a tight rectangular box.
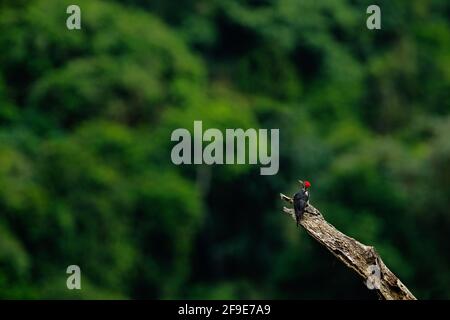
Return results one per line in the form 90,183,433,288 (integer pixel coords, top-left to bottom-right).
0,0,449,299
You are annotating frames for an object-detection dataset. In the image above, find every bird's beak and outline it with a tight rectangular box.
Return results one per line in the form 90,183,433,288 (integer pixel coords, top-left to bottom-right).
298,180,304,187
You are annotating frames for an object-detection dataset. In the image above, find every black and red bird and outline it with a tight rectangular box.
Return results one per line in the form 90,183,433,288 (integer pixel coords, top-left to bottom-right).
293,180,311,227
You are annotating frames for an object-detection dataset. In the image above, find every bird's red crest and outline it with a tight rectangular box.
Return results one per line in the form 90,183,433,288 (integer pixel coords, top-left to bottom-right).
304,181,311,188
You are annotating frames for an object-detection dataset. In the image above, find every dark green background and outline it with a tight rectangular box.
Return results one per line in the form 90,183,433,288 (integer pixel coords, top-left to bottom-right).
0,0,449,299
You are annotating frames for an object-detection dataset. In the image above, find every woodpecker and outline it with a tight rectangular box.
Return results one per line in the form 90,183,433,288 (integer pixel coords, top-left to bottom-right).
293,180,311,227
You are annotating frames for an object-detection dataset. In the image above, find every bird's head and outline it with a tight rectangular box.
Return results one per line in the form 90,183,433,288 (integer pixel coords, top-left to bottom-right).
298,180,312,189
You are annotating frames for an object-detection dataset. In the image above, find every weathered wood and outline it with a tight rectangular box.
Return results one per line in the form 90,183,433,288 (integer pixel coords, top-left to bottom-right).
280,192,416,300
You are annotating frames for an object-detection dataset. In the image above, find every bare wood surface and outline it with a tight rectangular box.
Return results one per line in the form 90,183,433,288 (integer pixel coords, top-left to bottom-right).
280,193,417,300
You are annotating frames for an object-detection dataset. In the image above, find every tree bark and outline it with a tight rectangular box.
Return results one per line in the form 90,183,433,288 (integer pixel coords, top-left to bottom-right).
280,193,417,300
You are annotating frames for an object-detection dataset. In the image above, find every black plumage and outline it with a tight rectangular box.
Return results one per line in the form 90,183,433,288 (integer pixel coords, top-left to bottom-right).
293,188,309,227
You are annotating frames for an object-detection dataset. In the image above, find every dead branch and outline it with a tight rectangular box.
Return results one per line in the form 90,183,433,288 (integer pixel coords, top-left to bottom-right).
280,193,416,300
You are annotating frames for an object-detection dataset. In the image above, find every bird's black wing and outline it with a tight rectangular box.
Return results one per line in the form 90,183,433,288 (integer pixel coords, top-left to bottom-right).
293,191,308,214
